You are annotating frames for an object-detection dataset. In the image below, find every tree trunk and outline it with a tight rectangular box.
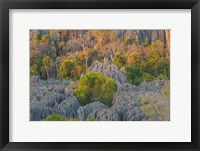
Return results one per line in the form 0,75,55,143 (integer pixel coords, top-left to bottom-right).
86,56,88,68
82,44,88,68
55,63,59,80
45,66,49,79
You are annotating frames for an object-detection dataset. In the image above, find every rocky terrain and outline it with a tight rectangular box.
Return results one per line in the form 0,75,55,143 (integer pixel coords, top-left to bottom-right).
30,30,170,50
30,62,170,121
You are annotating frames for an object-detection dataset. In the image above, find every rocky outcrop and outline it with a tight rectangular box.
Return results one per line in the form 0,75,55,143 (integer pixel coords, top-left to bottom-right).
30,76,80,121
30,76,169,121
96,108,120,121
31,30,170,57
151,30,166,43
118,30,170,49
165,30,170,50
76,79,169,121
123,108,147,121
89,62,127,84
77,102,107,121
136,79,168,91
111,83,147,121
54,97,80,119
114,80,169,121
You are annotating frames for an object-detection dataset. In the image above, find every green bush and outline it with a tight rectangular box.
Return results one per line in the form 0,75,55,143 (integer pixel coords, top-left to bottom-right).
97,53,105,62
59,60,75,80
113,53,127,68
125,66,144,85
59,59,86,81
45,114,66,121
30,57,46,79
74,71,117,105
33,33,41,46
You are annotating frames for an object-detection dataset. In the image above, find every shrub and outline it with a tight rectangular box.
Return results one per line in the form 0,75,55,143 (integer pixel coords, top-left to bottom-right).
140,96,170,121
87,50,99,67
127,51,142,66
162,82,170,99
141,72,155,82
125,66,143,85
30,57,46,79
33,33,41,46
59,60,75,80
59,59,86,81
74,71,117,105
45,114,66,121
113,53,127,68
97,53,105,62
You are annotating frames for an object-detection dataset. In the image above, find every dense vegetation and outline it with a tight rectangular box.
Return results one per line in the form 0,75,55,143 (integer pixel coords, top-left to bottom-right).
30,30,170,117
30,30,170,86
74,72,117,105
125,41,170,85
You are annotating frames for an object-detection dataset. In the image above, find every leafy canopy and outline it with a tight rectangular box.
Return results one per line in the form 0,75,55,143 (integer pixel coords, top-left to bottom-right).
126,40,170,85
74,71,117,105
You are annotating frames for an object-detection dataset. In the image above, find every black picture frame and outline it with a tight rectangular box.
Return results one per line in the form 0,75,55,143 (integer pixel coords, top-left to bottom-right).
0,0,200,151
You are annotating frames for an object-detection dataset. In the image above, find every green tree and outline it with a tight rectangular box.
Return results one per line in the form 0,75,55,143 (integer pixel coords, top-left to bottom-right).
125,66,143,85
127,51,143,66
74,72,117,105
100,78,117,105
59,60,75,80
43,56,53,79
30,64,40,75
30,58,46,78
40,34,49,45
133,32,139,45
33,33,41,46
59,58,86,81
87,50,99,67
125,40,170,85
113,53,127,68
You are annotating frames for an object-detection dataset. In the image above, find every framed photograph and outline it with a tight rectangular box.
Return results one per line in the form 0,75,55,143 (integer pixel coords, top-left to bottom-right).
0,0,200,150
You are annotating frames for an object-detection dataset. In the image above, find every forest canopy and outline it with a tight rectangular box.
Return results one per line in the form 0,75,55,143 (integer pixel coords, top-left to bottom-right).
30,30,170,86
